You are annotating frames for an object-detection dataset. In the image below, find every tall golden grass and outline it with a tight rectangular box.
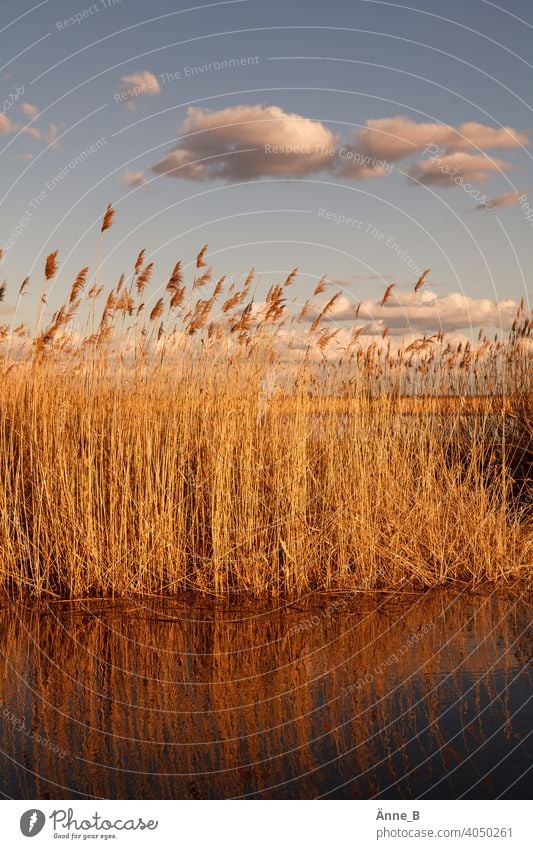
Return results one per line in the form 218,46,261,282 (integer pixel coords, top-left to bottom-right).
0,207,531,597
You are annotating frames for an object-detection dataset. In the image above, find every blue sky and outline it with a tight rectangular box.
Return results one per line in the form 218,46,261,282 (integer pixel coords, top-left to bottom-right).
1,0,532,335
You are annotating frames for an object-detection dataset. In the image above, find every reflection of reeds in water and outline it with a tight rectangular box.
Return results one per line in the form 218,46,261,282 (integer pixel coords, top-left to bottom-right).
0,209,531,597
0,592,530,798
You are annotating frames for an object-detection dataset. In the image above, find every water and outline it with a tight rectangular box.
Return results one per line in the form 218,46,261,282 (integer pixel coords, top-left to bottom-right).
0,591,530,799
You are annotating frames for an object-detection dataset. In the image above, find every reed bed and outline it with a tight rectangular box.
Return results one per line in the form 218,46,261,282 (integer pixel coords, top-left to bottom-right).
0,207,531,598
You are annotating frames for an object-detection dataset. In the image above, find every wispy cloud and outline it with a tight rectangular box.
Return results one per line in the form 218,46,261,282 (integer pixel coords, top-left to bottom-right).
0,110,65,153
43,123,62,150
0,101,63,152
22,126,41,140
120,168,148,189
117,70,161,111
407,152,511,186
20,102,39,119
0,113,14,134
474,190,526,210
351,116,528,162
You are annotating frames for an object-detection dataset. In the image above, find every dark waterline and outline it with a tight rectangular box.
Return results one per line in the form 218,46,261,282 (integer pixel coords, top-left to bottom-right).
0,590,530,799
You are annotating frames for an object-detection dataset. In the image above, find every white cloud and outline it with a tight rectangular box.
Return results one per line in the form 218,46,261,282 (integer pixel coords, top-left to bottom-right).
20,102,39,119
117,71,161,110
0,113,14,134
22,126,41,140
302,289,520,333
152,104,337,181
351,116,529,162
150,105,529,190
475,190,526,210
407,152,510,186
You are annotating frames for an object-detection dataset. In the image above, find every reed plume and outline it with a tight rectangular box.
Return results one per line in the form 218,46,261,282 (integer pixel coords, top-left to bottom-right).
45,251,59,281
196,244,208,268
101,203,116,233
380,283,395,307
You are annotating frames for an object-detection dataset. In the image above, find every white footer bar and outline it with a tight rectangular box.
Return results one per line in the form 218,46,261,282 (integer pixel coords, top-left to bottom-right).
3,800,529,848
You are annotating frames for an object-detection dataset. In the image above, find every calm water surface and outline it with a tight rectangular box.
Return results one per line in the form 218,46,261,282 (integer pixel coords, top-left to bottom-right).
0,591,530,799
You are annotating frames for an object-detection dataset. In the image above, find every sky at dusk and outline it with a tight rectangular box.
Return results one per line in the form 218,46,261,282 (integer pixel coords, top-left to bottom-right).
1,0,532,337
